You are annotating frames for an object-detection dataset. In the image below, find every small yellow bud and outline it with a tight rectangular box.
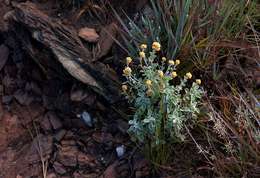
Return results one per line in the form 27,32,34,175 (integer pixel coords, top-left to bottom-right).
196,79,201,85
152,42,161,51
126,57,132,65
175,60,180,65
168,60,175,65
185,72,192,79
158,70,164,78
146,89,153,97
122,85,128,92
171,71,177,78
145,79,152,87
140,44,147,50
123,67,132,76
162,57,167,62
139,51,146,58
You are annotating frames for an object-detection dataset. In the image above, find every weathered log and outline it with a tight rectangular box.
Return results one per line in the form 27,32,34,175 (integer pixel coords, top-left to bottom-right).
5,2,120,103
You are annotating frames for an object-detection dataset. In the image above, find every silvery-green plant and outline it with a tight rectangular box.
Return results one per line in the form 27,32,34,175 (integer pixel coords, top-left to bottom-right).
122,42,203,164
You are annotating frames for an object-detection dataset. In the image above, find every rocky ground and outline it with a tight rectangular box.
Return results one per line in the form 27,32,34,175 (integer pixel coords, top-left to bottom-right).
0,40,150,178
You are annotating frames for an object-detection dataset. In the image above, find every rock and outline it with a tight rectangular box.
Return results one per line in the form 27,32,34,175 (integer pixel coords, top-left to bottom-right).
25,82,42,95
101,159,129,178
48,112,62,130
54,129,67,142
61,140,77,148
57,145,78,167
26,134,53,163
79,111,93,127
27,102,45,119
116,145,125,158
0,44,9,71
92,132,113,146
73,171,99,178
96,23,118,59
3,75,17,94
78,27,99,43
70,87,88,102
77,152,97,167
13,89,34,106
40,114,52,132
53,162,67,175
100,161,117,178
116,120,129,134
133,156,150,178
2,95,13,104
42,112,62,131
47,173,58,178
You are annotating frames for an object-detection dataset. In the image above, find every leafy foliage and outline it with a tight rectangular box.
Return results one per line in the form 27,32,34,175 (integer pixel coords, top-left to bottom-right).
122,43,203,164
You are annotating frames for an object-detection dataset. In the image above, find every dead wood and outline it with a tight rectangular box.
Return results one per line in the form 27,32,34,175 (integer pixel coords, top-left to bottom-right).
5,2,120,103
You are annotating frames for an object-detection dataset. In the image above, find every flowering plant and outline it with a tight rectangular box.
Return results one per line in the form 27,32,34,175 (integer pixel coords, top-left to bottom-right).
122,42,203,164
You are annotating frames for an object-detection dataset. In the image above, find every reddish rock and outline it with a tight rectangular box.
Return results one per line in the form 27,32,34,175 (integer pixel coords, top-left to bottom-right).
77,152,97,167
100,159,129,178
78,27,99,43
47,173,58,178
57,145,78,167
53,161,67,175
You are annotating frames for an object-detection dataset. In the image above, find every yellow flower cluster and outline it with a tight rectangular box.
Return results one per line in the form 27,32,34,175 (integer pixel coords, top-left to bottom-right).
123,66,132,76
122,43,202,97
152,42,161,51
145,79,153,96
196,79,201,85
185,72,192,79
122,84,128,92
171,71,177,78
158,70,164,78
145,80,152,87
162,57,167,62
126,57,132,66
175,59,180,65
140,44,147,50
139,51,146,58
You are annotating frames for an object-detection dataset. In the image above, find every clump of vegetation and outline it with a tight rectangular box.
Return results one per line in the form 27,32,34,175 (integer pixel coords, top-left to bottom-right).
115,0,260,177
122,42,203,165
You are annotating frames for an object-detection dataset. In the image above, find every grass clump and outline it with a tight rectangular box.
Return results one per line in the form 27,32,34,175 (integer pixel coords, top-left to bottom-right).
122,42,203,165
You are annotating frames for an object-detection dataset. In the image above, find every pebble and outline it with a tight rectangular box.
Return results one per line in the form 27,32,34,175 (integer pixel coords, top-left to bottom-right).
79,111,93,127
116,145,125,158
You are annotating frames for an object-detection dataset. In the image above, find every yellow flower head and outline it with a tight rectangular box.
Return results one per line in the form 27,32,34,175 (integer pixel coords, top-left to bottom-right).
152,42,161,51
146,89,153,97
126,57,132,65
140,44,147,50
123,67,132,76
168,60,175,65
158,70,164,78
185,72,192,79
145,79,152,87
162,57,167,62
171,71,177,78
175,59,180,65
196,79,201,85
139,51,146,58
122,85,128,92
